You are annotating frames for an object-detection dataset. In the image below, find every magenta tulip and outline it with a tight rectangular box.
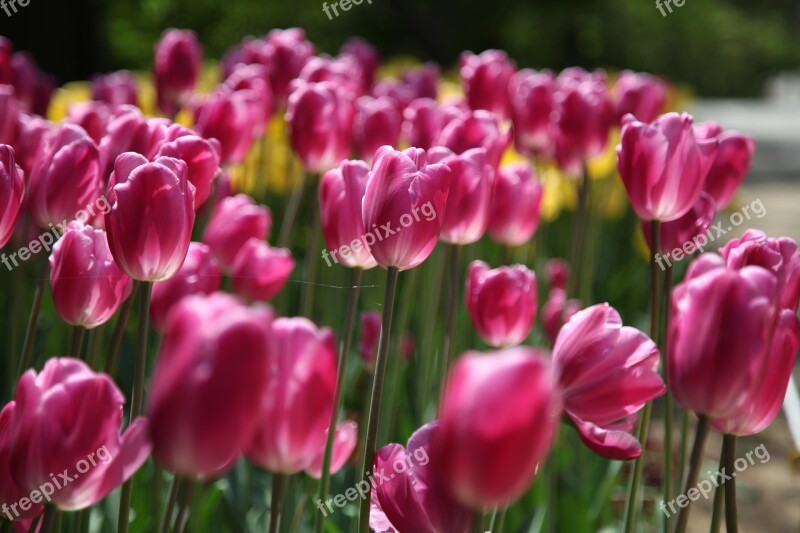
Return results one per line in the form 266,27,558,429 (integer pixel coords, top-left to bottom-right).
459,49,516,120
554,78,614,174
264,28,315,106
0,403,43,522
438,109,511,169
98,106,170,178
339,37,380,93
694,122,756,209
358,310,381,366
370,422,473,533
9,52,54,117
150,242,222,333
148,293,272,478
361,146,451,271
193,87,259,166
434,348,561,509
542,288,581,344
0,85,19,145
487,161,543,246
7,358,150,510
66,101,112,144
428,147,492,245
230,238,294,302
402,98,445,150
353,96,402,163
246,318,355,474
612,71,668,124
552,304,665,459
546,258,570,292
28,123,100,229
319,159,377,269
154,29,202,116
154,124,221,207
49,221,133,329
303,421,358,479
105,153,195,281
224,63,273,131
298,55,364,97
0,144,24,249
618,112,718,221
203,193,272,270
465,260,537,348
91,70,139,107
509,69,557,158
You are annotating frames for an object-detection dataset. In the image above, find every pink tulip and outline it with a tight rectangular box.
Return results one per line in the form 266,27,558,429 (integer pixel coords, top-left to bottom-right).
66,101,112,144
557,67,607,86
339,37,380,93
154,124,221,207
466,260,537,347
428,147,492,245
353,96,402,163
12,113,52,177
643,191,716,257
487,161,543,246
154,29,202,116
402,98,445,150
358,310,381,365
319,159,377,269
553,304,665,459
0,85,19,145
694,122,756,209
361,146,451,271
1,402,43,522
303,421,358,478
148,293,272,478
438,109,511,169
7,358,151,511
224,64,273,130
246,318,355,474
9,52,54,117
554,78,614,174
298,55,364,97
546,258,570,292
49,221,133,329
719,230,800,312
542,288,581,344
91,70,139,107
150,242,221,333
0,144,24,249
617,112,718,221
264,28,315,105
401,63,440,101
612,71,668,124
28,123,101,229
509,69,557,158
193,87,259,166
370,422,473,533
105,153,195,281
286,81,354,173
98,106,170,178
0,37,12,85
230,238,294,302
434,348,561,509
460,49,516,120
203,194,272,270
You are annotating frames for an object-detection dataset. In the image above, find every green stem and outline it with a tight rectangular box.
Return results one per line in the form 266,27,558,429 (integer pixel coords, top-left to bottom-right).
357,267,400,533
662,264,674,533
172,480,194,533
159,475,182,533
677,410,690,501
722,434,738,533
440,244,461,389
623,221,661,533
315,269,362,533
277,169,307,249
567,166,590,298
71,326,86,359
86,328,101,369
673,415,711,533
495,507,508,533
418,249,445,422
710,452,725,533
300,178,321,318
104,291,135,375
40,506,57,533
269,474,287,533
17,262,48,376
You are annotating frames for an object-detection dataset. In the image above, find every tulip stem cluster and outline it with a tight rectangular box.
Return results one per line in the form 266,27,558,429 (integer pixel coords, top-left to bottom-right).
17,262,47,377
722,434,739,533
277,170,308,249
662,264,675,533
441,244,462,382
674,415,711,533
104,293,135,375
269,474,287,533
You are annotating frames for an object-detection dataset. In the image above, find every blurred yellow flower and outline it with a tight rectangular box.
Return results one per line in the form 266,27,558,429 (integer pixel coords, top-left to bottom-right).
47,82,91,122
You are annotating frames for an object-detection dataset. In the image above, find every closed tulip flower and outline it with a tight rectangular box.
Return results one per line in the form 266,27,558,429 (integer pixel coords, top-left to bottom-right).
193,87,259,166
1,403,43,522
230,238,294,302
402,98,445,150
154,124,221,208
553,304,665,459
98,106,170,178
339,37,380,93
9,52,54,117
370,422,473,533
0,144,24,249
694,122,756,209
264,28,315,106
554,79,615,174
154,29,202,116
13,113,52,177
91,70,139,107
643,191,716,258
612,71,668,124
459,49,516,120
303,421,358,479
434,348,561,509
287,81,354,173
438,109,511,169
150,242,221,333
7,358,151,510
361,146,451,271
28,123,101,229
298,55,364,97
509,69,557,158
49,221,133,329
542,288,581,344
428,147,492,245
203,194,272,270
148,293,273,478
105,153,195,282
466,260,537,347
353,96,401,163
66,101,112,144
224,64,273,131
488,161,543,246
617,112,718,221
246,318,353,474
319,159,377,269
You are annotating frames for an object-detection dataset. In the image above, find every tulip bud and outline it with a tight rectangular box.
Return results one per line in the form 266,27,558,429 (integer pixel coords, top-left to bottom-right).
487,161,543,246
224,64,274,132
203,193,272,270
99,106,170,179
459,49,516,120
362,146,451,271
150,242,221,333
339,37,380,93
8,358,151,510
12,112,51,177
466,260,537,347
148,293,273,478
49,221,133,329
28,123,101,229
264,28,315,106
612,71,668,124
617,112,718,222
402,98,445,150
154,124,221,208
434,348,561,509
91,70,139,108
298,55,364,97
0,144,24,249
353,96,402,164
105,153,195,281
438,109,511,169
154,29,202,116
230,238,294,302
319,159,377,269
193,87,259,166
509,69,557,158
554,78,614,174
694,122,756,209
